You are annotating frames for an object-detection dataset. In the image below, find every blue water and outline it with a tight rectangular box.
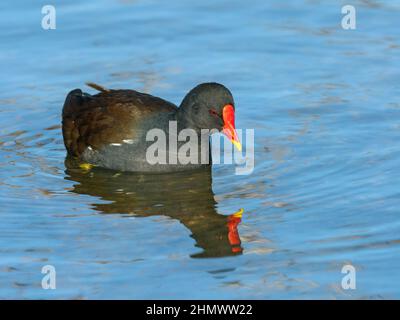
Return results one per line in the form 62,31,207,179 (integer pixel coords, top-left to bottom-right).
1,0,400,299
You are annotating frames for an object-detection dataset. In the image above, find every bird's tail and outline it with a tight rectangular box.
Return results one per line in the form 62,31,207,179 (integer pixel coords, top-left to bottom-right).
86,82,110,93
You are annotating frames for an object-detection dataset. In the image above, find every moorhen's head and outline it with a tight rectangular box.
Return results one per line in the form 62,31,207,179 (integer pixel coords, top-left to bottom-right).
179,82,241,151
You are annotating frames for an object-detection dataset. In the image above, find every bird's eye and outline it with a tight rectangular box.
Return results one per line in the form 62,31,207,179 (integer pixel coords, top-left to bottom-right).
209,109,219,117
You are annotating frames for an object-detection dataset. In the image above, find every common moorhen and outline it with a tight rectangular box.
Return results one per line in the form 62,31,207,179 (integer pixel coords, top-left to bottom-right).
62,82,241,172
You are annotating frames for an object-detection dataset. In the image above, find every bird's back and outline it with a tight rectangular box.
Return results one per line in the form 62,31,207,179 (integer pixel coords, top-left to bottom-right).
62,84,177,158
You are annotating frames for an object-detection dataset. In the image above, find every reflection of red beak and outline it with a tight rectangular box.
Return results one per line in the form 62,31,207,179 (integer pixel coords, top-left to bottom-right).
222,104,242,152
227,209,243,254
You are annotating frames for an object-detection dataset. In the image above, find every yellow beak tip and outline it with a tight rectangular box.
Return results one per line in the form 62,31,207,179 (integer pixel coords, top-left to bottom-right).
232,140,242,152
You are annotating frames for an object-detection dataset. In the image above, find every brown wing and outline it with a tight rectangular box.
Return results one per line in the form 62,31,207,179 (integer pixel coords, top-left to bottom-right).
62,86,177,157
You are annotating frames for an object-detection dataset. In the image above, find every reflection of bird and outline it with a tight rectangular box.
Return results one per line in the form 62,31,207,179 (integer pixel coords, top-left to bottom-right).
64,160,243,258
62,82,241,172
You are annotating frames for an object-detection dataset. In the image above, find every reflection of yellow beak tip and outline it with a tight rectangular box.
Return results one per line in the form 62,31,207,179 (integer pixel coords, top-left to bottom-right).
233,208,244,218
232,140,242,152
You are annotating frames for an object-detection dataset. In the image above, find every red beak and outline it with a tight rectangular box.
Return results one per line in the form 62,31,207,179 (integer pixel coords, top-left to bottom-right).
222,104,242,151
